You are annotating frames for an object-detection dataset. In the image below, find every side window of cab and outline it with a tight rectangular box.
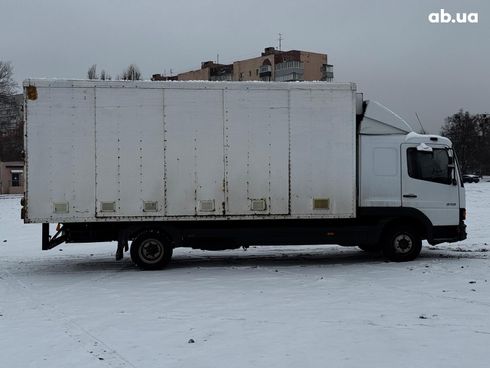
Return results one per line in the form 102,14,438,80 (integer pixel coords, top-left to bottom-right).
407,148,451,185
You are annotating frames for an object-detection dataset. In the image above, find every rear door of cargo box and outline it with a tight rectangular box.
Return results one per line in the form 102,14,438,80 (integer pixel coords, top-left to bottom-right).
25,82,96,223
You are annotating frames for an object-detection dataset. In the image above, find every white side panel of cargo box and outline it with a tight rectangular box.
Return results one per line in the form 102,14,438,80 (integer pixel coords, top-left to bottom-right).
95,88,165,217
359,134,402,207
290,88,356,217
25,80,358,223
26,86,95,222
224,89,289,215
164,89,225,216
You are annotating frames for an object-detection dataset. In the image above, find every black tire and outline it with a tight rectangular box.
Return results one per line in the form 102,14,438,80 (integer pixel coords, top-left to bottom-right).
130,231,173,270
382,225,422,262
358,244,381,253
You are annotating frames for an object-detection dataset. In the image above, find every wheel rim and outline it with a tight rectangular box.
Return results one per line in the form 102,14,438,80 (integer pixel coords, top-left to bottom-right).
139,238,165,264
393,233,413,254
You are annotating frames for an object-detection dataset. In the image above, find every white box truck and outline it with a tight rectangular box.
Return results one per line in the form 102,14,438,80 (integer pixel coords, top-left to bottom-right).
21,80,466,269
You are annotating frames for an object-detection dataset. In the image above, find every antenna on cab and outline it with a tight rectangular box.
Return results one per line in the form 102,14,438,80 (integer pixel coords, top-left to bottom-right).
415,112,426,134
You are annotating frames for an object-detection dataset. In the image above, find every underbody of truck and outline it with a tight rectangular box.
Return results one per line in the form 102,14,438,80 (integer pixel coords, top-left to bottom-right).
42,206,466,269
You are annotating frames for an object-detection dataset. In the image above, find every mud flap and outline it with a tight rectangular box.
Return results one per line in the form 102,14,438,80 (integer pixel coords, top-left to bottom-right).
116,231,129,261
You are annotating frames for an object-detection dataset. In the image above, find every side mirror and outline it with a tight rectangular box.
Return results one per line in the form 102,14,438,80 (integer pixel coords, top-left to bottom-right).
448,164,457,185
447,148,454,165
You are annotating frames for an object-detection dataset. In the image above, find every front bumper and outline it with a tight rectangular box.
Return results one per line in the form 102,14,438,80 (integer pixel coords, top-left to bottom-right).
429,221,467,245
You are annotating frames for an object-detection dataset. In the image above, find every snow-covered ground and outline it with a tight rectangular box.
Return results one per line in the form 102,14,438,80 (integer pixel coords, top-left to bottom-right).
1,183,489,368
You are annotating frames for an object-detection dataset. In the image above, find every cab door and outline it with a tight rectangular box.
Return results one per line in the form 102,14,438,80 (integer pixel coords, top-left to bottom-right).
401,143,459,226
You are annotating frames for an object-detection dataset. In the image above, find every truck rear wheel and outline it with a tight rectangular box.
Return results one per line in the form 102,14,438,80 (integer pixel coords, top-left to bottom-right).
382,225,421,262
130,231,173,270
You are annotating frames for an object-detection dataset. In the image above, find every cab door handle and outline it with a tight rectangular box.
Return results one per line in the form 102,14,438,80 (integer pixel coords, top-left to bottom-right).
403,194,418,198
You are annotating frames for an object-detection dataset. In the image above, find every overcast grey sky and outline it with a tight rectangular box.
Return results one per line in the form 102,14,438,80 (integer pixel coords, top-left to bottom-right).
1,0,489,133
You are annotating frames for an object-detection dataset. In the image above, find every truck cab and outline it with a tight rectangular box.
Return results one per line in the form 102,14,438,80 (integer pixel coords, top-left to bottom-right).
359,100,466,258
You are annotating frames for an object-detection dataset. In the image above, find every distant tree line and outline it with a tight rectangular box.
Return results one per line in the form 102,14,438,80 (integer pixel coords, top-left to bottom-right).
0,61,17,102
0,120,23,162
441,110,490,175
0,61,23,162
87,64,141,81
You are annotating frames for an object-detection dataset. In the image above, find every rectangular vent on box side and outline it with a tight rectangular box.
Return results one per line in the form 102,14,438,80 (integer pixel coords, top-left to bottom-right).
313,198,330,210
53,202,69,214
199,200,215,212
100,201,116,212
143,201,158,212
250,199,267,211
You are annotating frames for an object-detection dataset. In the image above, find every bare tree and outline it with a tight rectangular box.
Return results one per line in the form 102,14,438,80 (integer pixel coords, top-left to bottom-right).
0,61,22,161
100,69,111,81
441,110,480,173
0,61,18,100
120,64,142,80
87,64,98,79
0,123,23,161
474,113,490,175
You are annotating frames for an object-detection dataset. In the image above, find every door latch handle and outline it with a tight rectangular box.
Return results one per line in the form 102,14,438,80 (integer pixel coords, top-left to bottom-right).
403,194,418,198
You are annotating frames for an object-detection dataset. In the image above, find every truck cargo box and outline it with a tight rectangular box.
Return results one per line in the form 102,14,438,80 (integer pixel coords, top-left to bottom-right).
24,80,357,223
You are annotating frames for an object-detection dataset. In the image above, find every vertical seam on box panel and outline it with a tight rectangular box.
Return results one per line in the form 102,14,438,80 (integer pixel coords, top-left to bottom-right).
288,89,291,215
267,97,272,214
163,88,167,216
94,86,97,217
48,87,53,211
117,97,121,213
24,85,29,220
356,96,360,212
193,104,198,216
222,88,228,215
71,88,76,213
246,98,250,206
358,132,362,211
139,90,143,209
353,91,357,217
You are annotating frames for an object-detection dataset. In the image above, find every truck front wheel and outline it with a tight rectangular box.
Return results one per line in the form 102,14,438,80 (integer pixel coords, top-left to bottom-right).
382,225,422,262
130,231,173,270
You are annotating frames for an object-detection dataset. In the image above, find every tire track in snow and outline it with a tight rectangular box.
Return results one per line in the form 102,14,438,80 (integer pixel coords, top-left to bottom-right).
382,282,490,308
2,256,135,300
1,270,137,368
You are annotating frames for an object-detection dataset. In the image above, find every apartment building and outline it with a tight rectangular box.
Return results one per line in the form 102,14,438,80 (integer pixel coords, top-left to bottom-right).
152,47,333,82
